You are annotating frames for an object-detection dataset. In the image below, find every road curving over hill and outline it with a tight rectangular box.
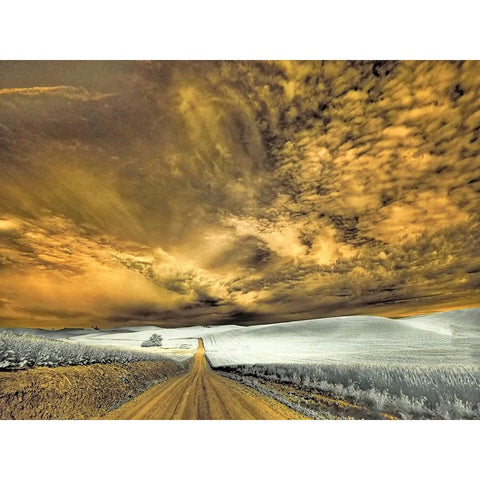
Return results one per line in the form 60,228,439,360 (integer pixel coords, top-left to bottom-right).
103,339,307,420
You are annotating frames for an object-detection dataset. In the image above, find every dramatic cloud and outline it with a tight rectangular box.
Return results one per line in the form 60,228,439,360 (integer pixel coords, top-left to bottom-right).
0,61,479,327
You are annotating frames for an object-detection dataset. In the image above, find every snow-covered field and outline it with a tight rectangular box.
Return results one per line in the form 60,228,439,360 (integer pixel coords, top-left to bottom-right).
3,309,479,418
203,309,480,419
0,324,241,370
3,324,241,362
64,324,241,359
0,330,183,370
203,309,480,367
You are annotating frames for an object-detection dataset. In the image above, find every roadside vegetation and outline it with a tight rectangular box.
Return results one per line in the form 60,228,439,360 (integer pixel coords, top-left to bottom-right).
216,362,480,419
0,330,172,371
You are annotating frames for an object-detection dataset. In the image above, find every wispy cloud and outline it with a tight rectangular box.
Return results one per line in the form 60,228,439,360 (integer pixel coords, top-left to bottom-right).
0,85,112,100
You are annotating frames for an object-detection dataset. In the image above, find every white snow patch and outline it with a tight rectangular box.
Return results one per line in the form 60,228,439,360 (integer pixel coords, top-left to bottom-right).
63,324,242,360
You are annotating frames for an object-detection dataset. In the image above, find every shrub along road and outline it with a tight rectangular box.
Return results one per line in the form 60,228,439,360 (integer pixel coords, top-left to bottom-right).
103,339,307,420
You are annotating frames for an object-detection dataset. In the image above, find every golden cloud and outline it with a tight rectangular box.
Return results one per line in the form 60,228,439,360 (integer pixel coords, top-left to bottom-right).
0,60,479,327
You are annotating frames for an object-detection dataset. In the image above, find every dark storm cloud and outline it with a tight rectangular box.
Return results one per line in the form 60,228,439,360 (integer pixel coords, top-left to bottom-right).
0,60,479,327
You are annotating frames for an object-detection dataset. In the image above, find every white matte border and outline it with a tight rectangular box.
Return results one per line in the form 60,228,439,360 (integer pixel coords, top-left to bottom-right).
0,2,478,479
1,0,479,59
0,420,478,480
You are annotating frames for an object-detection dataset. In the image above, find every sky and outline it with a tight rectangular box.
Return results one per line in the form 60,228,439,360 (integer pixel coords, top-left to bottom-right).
0,60,479,328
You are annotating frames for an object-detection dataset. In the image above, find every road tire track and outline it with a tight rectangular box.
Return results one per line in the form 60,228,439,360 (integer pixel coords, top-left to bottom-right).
103,340,308,420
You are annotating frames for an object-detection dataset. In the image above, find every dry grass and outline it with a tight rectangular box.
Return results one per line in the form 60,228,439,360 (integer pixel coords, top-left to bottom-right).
0,359,188,419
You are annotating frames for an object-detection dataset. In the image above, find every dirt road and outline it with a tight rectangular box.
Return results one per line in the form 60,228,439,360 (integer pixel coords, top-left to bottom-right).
103,339,307,420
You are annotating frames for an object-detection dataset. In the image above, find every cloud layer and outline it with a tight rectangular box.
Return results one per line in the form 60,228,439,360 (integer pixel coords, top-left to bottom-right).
0,61,479,327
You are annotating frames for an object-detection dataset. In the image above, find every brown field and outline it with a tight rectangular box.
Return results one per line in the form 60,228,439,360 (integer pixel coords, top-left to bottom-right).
0,358,187,419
